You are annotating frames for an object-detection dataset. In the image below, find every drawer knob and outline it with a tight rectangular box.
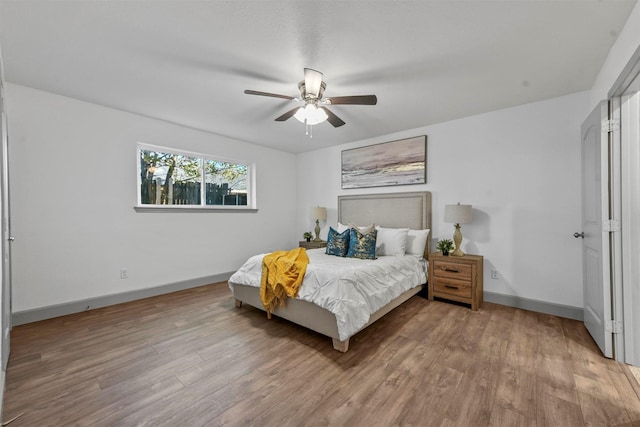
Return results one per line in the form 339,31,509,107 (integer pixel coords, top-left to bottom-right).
444,268,459,273
445,285,459,290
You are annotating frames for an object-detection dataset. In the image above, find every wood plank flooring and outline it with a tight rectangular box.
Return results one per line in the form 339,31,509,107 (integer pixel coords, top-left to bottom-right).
2,282,639,426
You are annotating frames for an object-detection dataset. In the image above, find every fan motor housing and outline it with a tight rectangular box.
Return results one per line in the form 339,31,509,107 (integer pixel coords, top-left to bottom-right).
298,80,326,99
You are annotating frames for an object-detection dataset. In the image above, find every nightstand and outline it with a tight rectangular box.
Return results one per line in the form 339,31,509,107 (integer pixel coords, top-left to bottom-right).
428,253,483,311
299,240,327,250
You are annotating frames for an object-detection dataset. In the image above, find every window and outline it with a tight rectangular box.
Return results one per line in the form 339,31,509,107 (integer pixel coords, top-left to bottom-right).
137,144,255,209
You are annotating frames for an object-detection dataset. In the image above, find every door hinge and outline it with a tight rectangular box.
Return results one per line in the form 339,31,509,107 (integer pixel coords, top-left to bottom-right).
602,119,620,133
606,319,623,334
603,219,621,232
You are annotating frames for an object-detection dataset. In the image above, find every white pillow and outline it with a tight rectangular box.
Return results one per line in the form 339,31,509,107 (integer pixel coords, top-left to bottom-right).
375,226,409,256
348,222,375,235
337,222,349,233
337,222,375,235
406,229,430,256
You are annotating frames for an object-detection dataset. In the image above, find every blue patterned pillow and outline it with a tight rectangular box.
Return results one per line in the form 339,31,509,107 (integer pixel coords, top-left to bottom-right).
325,227,350,257
347,228,377,259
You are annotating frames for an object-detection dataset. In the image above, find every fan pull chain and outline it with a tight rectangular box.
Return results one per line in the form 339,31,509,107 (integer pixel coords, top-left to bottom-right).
305,119,313,138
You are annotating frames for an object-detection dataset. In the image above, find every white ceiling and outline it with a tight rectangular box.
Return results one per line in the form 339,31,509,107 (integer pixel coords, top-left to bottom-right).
0,1,636,153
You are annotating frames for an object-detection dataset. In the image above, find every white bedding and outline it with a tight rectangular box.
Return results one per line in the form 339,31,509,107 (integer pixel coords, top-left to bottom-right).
228,248,427,341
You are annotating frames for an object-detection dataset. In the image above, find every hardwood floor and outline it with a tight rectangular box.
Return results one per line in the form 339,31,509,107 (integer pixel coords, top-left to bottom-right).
2,282,639,426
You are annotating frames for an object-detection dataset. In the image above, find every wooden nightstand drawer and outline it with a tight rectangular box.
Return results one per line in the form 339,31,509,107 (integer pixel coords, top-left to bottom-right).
428,253,483,311
433,278,472,298
432,260,472,281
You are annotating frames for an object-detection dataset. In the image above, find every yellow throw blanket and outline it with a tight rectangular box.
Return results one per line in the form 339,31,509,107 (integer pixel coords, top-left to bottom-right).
260,247,309,315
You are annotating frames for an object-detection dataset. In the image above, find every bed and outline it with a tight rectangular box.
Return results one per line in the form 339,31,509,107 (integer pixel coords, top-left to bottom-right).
228,191,432,352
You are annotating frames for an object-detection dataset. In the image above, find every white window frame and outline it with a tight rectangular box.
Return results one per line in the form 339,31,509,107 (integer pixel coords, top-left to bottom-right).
135,143,257,212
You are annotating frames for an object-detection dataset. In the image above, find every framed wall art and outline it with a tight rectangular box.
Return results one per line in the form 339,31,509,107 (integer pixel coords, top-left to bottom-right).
341,135,427,189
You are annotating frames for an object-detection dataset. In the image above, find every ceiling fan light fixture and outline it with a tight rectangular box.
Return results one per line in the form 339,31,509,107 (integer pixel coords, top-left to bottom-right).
294,103,328,126
244,68,375,132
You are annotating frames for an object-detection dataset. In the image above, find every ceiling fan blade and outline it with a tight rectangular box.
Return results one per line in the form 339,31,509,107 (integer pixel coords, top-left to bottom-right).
275,107,301,122
325,95,377,105
304,68,323,98
244,90,295,100
320,107,346,128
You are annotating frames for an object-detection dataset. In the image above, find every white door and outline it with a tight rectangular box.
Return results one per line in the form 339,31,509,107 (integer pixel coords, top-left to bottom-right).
580,101,613,358
0,83,11,369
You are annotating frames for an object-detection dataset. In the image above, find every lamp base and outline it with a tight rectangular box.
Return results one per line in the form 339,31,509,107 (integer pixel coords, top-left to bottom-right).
451,224,465,257
451,248,465,257
313,219,322,242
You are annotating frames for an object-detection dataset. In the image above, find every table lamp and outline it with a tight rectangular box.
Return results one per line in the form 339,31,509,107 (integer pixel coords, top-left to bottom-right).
311,206,327,242
444,203,472,256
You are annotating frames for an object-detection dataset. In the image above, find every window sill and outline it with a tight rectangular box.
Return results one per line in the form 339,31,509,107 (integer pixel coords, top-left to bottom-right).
134,205,258,213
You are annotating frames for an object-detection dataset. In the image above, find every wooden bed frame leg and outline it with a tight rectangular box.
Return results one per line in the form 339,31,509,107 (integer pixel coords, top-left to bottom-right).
332,338,349,353
235,299,242,308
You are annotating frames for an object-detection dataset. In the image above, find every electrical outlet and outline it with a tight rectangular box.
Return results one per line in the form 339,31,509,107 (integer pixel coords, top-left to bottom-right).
491,269,499,279
120,268,128,279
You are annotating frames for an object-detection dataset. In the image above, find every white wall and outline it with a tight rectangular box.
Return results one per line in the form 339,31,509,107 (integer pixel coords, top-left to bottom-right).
297,91,590,308
591,1,640,107
6,83,297,313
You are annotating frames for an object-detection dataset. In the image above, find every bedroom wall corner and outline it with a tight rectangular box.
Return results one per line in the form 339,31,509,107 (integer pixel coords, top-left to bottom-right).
296,91,590,311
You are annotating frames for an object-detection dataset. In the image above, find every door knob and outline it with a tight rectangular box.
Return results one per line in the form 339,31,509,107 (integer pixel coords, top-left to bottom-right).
573,232,584,238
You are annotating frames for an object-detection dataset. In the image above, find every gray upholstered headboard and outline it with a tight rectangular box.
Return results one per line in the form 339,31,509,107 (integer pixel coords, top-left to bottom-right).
337,192,432,257
337,191,432,230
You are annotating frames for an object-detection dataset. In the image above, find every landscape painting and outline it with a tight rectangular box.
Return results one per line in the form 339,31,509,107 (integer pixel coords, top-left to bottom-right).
341,136,427,189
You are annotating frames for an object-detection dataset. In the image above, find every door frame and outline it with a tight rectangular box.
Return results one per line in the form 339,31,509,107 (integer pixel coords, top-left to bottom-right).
608,97,624,360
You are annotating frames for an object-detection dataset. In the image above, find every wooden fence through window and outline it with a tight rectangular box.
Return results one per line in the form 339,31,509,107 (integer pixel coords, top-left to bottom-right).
140,178,247,205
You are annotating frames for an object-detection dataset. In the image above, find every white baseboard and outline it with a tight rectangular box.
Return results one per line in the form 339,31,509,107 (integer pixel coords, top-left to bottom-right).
12,277,584,326
0,368,4,421
484,291,583,321
12,272,234,326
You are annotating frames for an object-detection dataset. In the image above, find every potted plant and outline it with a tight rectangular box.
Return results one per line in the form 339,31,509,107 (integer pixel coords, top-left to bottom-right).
303,231,313,242
436,238,454,256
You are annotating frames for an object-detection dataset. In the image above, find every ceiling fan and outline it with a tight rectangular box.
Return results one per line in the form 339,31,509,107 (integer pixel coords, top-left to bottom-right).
244,68,377,137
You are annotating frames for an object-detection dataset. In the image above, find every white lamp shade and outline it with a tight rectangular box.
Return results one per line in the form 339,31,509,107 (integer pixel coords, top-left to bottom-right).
311,206,327,221
444,204,472,224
